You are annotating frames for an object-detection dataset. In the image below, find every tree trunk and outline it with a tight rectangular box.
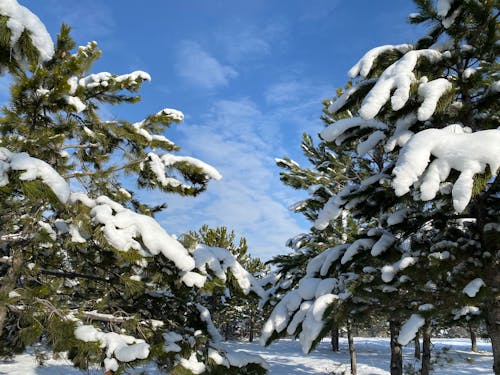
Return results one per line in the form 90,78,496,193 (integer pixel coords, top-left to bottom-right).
0,253,22,336
347,319,357,375
468,322,478,352
248,316,254,343
486,299,500,375
331,324,340,352
421,319,432,375
479,174,500,375
389,320,403,375
414,331,421,359
483,231,500,375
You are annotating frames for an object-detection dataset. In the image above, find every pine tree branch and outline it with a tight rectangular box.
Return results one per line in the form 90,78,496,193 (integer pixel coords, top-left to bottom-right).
64,158,145,179
61,143,101,150
34,297,67,320
81,311,132,323
40,268,112,282
0,233,27,242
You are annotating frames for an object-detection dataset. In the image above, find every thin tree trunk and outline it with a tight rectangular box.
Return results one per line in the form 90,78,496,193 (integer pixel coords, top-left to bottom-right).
347,319,357,375
468,322,478,352
248,316,254,343
389,320,403,375
0,253,22,336
486,299,500,375
483,226,500,375
414,331,421,359
421,319,432,375
331,324,340,352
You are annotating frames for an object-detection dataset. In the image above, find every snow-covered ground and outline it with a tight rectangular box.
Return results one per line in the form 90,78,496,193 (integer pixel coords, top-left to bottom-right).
0,337,492,374
235,338,493,374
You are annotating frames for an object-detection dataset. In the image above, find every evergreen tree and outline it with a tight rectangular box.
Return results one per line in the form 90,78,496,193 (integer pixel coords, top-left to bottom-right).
0,2,268,374
263,134,366,375
181,225,269,342
262,1,499,374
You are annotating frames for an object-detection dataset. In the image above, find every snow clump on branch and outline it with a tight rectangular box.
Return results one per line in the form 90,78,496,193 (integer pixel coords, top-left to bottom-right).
0,0,54,61
392,126,500,212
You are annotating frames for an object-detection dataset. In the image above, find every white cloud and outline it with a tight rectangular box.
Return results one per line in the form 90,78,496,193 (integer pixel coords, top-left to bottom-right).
144,74,335,260
298,0,341,21
175,41,238,90
218,29,271,63
264,81,307,105
157,98,307,260
264,79,334,107
263,78,336,138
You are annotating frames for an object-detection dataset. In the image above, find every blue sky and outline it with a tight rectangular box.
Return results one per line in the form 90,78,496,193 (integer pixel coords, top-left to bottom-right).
21,0,425,260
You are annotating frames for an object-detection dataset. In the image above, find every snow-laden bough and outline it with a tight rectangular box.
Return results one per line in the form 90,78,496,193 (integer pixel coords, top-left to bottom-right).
392,126,500,212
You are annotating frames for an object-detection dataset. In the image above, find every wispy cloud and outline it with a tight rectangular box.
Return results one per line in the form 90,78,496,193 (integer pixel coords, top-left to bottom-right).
298,0,342,22
264,78,336,136
218,28,271,64
175,41,238,90
45,0,115,42
151,73,337,260
264,81,309,105
157,98,307,260
215,20,290,66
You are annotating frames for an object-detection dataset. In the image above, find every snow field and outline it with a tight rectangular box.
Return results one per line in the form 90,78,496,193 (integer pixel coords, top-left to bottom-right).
0,337,492,374
235,337,493,375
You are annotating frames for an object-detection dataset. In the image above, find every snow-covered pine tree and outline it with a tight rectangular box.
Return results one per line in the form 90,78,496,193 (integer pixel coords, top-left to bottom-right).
181,225,269,342
264,102,415,375
262,1,499,374
263,134,369,375
0,2,268,374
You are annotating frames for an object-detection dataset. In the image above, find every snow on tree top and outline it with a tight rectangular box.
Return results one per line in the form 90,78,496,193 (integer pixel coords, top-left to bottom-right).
437,0,455,17
86,194,196,271
416,78,452,121
371,232,395,256
463,278,485,298
453,305,480,320
64,95,86,113
179,353,206,374
314,185,356,230
305,244,349,277
398,314,425,345
437,0,460,28
348,44,413,79
0,148,70,202
260,276,340,353
327,78,377,114
381,255,417,283
340,238,375,265
0,0,54,61
319,117,388,145
384,113,418,152
298,293,338,353
392,127,500,212
74,325,150,371
77,70,151,91
359,49,443,119
161,154,222,181
157,108,184,121
192,245,267,298
357,130,386,155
